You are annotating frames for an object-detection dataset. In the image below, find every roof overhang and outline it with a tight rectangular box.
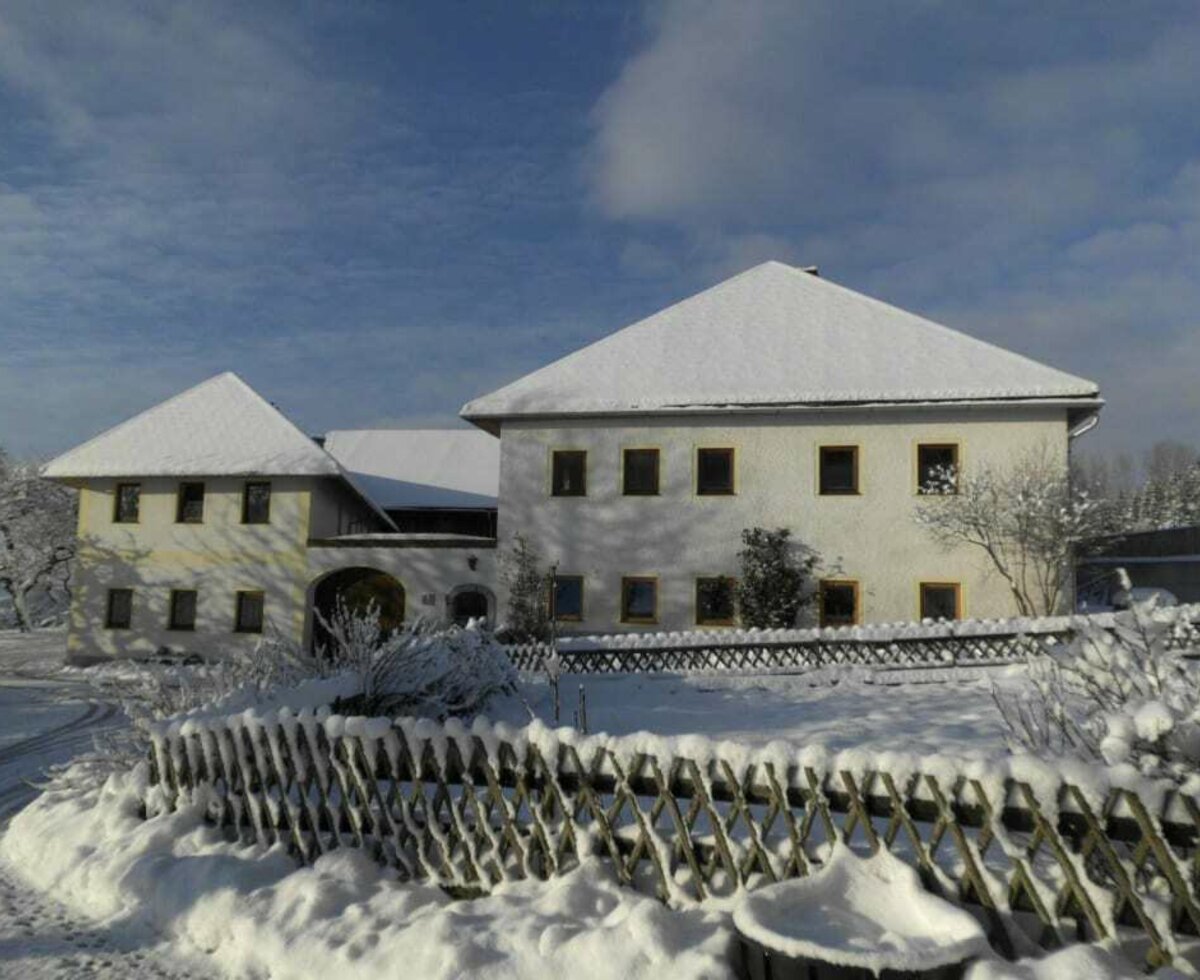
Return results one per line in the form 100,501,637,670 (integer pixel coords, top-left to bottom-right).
463,395,1105,432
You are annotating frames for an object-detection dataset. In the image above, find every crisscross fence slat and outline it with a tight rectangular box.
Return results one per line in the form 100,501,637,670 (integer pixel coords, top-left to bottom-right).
148,714,1200,970
505,610,1200,674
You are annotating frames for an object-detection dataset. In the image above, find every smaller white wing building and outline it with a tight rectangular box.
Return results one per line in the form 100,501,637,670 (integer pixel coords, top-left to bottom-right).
44,261,1101,658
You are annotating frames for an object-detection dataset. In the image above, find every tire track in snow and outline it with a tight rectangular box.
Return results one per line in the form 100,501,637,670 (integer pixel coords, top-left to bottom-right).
0,701,113,766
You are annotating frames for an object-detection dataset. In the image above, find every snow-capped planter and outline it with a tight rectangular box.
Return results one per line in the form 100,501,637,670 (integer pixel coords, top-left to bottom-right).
732,848,990,979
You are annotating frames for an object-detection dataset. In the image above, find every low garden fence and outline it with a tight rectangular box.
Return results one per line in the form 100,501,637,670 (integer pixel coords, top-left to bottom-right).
505,605,1200,674
149,711,1200,970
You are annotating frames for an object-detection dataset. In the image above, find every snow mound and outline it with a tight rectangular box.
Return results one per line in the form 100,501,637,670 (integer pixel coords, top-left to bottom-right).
734,847,990,973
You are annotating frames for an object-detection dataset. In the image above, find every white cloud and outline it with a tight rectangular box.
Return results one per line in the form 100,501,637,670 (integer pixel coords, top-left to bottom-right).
585,1,1200,453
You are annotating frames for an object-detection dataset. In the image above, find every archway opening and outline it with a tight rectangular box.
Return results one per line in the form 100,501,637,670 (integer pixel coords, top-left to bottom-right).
311,567,406,654
450,587,489,626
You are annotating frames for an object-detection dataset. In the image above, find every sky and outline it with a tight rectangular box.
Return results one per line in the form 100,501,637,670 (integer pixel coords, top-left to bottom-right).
1,1,1198,460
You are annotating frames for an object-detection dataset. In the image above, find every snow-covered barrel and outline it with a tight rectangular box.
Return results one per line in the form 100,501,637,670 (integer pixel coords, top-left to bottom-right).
733,848,990,980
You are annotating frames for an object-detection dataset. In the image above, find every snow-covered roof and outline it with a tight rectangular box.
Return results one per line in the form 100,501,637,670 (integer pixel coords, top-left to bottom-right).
322,429,499,509
43,372,343,479
461,261,1101,424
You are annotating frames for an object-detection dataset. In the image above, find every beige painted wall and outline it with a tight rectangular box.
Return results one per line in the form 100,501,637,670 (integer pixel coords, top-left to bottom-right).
496,405,1072,632
67,475,496,661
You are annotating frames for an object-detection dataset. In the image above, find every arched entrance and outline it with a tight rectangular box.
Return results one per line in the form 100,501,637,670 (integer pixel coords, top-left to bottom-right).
311,567,406,653
450,587,489,626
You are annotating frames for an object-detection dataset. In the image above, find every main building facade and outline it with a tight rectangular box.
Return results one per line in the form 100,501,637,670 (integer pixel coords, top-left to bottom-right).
45,262,1101,659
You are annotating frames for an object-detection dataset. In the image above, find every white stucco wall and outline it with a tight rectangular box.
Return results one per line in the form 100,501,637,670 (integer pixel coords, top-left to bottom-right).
496,405,1072,632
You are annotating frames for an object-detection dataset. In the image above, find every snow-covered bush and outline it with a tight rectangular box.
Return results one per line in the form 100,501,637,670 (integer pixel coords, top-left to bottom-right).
736,527,818,628
995,600,1200,780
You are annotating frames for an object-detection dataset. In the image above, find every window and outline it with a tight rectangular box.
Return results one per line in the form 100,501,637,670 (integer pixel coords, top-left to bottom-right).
113,483,140,524
551,451,587,496
234,591,265,633
696,577,736,626
176,482,205,523
620,577,658,624
622,448,660,496
819,446,859,495
819,580,858,627
917,444,959,494
552,575,584,622
242,481,271,524
696,448,734,495
105,588,133,629
168,589,198,631
920,582,961,621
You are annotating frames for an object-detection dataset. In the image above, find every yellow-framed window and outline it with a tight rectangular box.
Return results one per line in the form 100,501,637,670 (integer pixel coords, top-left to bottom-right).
919,581,961,621
695,576,736,626
818,579,859,627
818,446,859,495
620,576,658,624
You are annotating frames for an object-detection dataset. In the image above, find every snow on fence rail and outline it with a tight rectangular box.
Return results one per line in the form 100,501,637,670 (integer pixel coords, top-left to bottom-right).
148,711,1200,970
505,604,1200,673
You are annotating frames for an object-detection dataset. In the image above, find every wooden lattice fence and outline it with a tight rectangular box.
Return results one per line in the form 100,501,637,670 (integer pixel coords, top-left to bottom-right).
506,610,1200,674
149,714,1200,970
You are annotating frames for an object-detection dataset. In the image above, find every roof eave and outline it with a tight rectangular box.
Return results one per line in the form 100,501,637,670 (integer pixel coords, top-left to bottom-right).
461,393,1104,427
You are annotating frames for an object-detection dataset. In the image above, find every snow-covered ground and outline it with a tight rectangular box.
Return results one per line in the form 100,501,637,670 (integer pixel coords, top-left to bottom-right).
515,665,1017,757
0,630,1178,978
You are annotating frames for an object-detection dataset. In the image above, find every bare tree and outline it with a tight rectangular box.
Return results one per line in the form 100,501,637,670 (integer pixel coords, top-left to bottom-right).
913,447,1107,617
0,450,77,631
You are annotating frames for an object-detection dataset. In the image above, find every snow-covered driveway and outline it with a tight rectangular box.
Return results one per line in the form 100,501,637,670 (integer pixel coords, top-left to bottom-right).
0,631,217,978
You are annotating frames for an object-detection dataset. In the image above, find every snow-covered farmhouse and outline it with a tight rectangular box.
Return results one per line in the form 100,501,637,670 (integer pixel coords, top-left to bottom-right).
45,261,1102,659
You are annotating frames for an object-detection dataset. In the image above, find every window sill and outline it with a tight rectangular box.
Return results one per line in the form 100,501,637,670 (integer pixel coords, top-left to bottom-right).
167,626,196,633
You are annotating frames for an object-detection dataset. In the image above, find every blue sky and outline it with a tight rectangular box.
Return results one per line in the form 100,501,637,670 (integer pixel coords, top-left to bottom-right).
1,1,1198,459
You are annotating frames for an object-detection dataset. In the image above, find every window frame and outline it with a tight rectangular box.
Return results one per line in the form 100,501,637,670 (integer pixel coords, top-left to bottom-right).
919,581,962,621
915,442,960,495
818,579,860,628
241,481,272,524
168,588,198,632
695,576,737,627
621,447,661,497
550,575,585,623
818,445,860,496
549,449,588,498
112,483,141,524
620,575,659,625
234,590,266,634
175,482,206,524
695,447,736,496
105,588,133,630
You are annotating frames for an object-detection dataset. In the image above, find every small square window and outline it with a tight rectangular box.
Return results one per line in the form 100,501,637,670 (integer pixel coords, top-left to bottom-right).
176,482,205,523
920,582,960,621
621,577,658,624
623,449,660,496
819,447,858,495
917,444,959,494
242,482,271,524
551,451,587,496
819,580,858,627
105,588,133,629
169,589,198,631
235,591,265,633
696,577,736,626
552,576,584,622
696,448,734,495
113,483,140,524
